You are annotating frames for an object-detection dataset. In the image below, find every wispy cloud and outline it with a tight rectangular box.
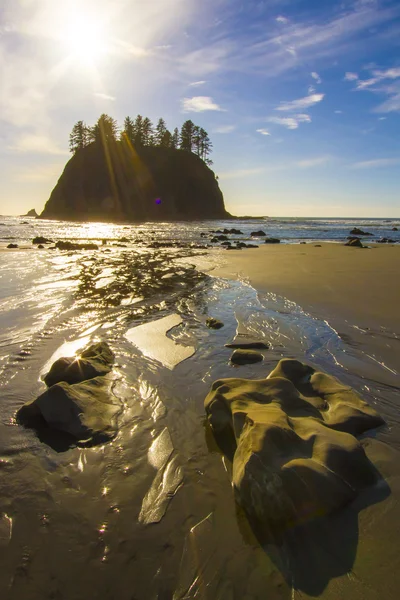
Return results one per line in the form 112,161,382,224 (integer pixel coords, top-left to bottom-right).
334,110,343,114
182,96,225,112
189,80,206,87
276,16,289,24
311,71,321,84
351,158,400,169
347,66,400,113
275,93,324,111
344,72,358,81
256,128,271,136
8,134,69,156
213,125,235,133
267,114,311,129
296,156,330,168
94,92,116,101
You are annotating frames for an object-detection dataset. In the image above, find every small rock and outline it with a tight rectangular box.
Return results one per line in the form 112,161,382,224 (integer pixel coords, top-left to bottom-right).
206,317,224,330
44,342,114,387
37,244,44,249
349,228,373,236
226,341,269,350
264,238,280,244
251,230,266,237
314,244,322,247
345,238,363,247
32,236,52,244
55,241,99,251
7,243,18,248
230,349,264,365
392,227,398,231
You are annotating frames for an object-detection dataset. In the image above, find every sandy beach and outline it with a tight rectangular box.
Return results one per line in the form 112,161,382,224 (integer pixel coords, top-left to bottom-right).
211,242,400,374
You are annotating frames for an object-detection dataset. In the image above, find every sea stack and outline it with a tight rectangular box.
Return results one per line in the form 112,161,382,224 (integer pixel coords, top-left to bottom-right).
40,141,230,222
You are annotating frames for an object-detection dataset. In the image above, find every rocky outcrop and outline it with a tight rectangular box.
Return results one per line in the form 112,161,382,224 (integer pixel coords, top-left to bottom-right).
345,238,363,247
349,228,373,236
22,209,38,217
40,141,230,222
17,342,120,443
205,359,384,537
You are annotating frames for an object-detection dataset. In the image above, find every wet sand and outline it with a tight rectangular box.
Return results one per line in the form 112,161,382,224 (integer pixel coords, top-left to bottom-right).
211,243,400,374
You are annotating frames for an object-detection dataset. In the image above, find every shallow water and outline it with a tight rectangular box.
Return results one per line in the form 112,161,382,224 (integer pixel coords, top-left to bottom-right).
0,220,399,599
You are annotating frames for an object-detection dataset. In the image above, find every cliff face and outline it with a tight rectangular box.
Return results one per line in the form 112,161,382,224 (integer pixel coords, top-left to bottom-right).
40,141,230,222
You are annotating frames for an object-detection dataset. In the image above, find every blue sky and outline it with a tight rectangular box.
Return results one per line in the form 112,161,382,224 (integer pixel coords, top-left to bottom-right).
1,0,399,217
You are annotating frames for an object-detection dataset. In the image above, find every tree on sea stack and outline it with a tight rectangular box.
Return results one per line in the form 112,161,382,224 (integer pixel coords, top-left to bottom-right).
180,120,196,152
89,114,118,144
69,121,89,153
122,116,135,144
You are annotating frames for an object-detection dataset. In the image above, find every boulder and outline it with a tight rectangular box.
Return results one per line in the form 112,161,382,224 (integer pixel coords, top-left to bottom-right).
230,349,264,365
44,342,114,387
264,238,281,244
392,227,398,231
32,236,52,244
18,376,121,441
7,243,18,248
345,238,363,247
205,359,384,536
376,237,395,244
349,228,373,236
206,317,224,330
251,230,266,237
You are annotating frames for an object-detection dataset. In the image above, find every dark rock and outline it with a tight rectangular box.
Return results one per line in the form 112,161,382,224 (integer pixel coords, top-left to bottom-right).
226,341,269,350
251,230,266,237
230,349,264,365
215,235,228,241
314,244,322,247
345,238,363,247
206,317,224,330
349,228,373,236
55,240,99,251
392,227,398,231
205,358,384,536
300,241,306,244
32,236,52,244
221,241,232,246
119,236,130,242
44,342,114,387
226,245,241,250
23,209,39,218
37,244,44,249
264,238,281,244
377,237,395,244
246,244,258,248
39,142,230,222
18,376,121,442
7,243,18,248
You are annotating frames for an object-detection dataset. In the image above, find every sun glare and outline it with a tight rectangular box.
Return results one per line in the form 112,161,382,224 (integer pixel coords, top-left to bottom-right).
63,17,106,64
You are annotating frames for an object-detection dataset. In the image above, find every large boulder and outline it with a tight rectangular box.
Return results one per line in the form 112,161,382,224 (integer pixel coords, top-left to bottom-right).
18,376,121,442
205,359,384,537
345,238,363,247
44,341,114,386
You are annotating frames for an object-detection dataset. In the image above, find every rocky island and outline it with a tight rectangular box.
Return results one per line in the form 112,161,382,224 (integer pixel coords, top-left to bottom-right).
40,114,230,222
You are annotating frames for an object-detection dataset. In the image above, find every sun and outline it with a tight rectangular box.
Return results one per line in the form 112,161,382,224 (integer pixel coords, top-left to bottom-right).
63,17,106,64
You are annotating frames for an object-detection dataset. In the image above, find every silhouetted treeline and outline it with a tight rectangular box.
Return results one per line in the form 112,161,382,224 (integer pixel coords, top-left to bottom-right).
69,114,213,165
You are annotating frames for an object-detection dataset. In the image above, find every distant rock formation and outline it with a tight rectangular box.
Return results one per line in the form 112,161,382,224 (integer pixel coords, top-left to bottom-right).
22,208,38,217
40,141,230,222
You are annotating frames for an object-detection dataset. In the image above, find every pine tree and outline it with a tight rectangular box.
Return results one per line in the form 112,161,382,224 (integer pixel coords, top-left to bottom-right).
155,118,167,146
122,116,135,144
69,121,89,154
142,117,154,146
133,115,144,146
172,127,180,149
199,128,212,161
88,114,118,144
161,130,173,148
180,120,196,152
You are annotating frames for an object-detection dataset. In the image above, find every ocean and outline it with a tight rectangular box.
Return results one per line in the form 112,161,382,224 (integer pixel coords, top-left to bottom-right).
0,215,399,598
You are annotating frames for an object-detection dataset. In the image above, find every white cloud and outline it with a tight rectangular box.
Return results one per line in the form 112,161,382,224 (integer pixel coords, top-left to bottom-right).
308,85,316,94
213,125,235,133
8,134,69,156
275,93,324,111
352,66,400,113
351,158,400,169
378,116,387,120
276,16,289,24
256,128,271,136
189,80,206,87
94,92,116,101
334,110,343,114
182,96,224,112
267,114,311,129
311,71,322,84
344,72,359,81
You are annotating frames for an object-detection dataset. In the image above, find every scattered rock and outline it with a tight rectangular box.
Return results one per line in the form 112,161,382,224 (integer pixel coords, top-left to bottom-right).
376,237,395,244
32,236,52,244
37,244,44,249
251,230,266,237
18,376,121,442
225,341,270,350
7,243,18,248
349,228,373,236
206,317,224,330
392,227,398,231
230,349,264,365
300,241,306,244
221,241,232,246
314,244,322,247
119,236,130,242
55,240,99,251
226,245,241,250
44,342,114,387
345,238,363,247
264,238,281,244
205,358,384,537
